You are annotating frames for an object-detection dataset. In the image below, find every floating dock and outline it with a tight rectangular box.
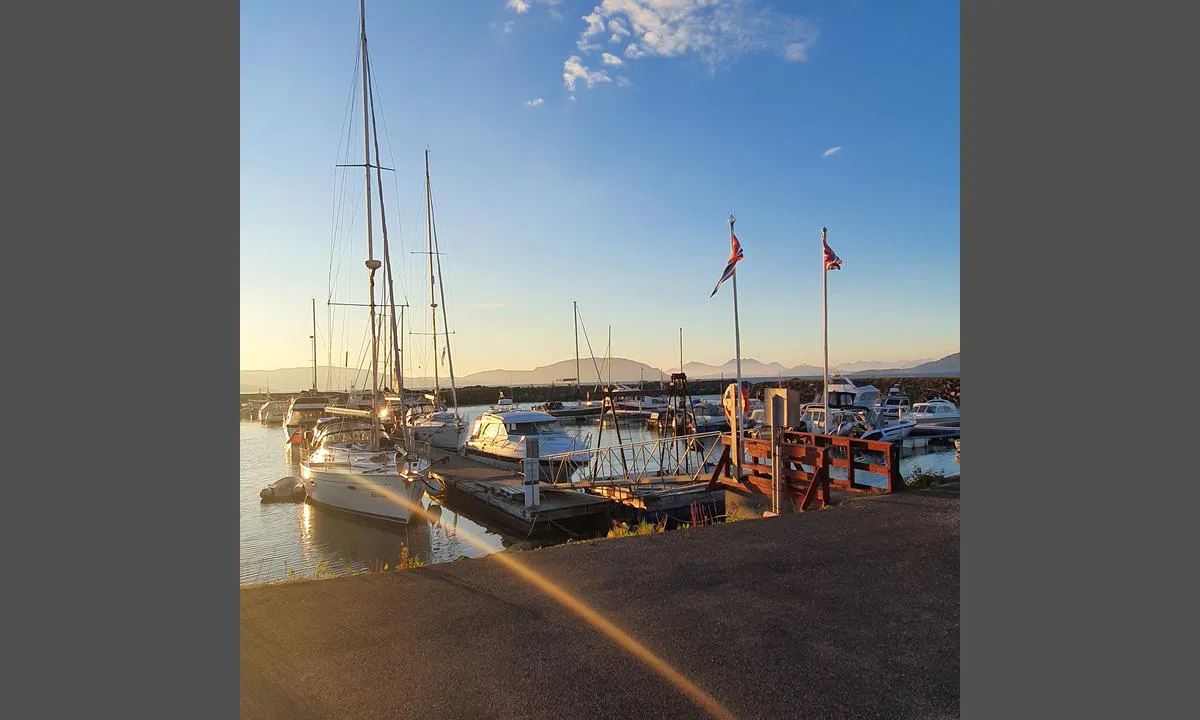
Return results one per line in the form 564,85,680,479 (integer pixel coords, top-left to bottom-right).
427,450,613,537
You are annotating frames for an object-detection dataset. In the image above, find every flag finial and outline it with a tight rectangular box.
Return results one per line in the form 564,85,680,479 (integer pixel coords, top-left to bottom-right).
728,214,735,226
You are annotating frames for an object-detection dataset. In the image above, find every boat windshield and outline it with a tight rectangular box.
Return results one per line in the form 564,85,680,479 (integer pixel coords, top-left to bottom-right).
505,420,567,436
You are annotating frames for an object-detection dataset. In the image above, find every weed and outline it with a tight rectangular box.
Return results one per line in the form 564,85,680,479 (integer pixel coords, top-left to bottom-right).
906,463,947,489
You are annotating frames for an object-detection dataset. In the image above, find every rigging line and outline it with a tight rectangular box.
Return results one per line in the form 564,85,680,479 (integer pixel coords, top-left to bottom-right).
366,51,411,306
574,307,605,386
427,166,458,411
328,45,361,301
365,47,403,395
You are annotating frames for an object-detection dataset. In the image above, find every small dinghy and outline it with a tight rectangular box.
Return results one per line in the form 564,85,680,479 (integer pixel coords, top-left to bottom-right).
260,476,307,503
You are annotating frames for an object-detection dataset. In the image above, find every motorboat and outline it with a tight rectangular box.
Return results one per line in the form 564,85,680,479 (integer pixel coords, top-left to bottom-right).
876,384,914,421
905,398,960,427
283,392,332,442
464,408,590,482
531,400,603,420
257,400,288,425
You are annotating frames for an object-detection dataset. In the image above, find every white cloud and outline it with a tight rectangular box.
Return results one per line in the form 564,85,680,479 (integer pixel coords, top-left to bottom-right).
617,76,633,88
525,97,545,107
571,0,818,70
601,52,624,66
505,0,560,16
563,55,612,91
821,145,843,158
608,18,631,43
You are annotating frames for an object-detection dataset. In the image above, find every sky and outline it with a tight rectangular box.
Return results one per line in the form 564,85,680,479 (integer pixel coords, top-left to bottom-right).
240,0,960,379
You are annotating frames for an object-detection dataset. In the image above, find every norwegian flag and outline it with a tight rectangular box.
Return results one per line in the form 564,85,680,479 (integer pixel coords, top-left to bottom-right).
823,233,843,271
710,233,745,297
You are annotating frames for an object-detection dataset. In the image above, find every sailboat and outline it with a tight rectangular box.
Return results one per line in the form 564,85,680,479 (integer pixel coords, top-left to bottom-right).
300,0,433,523
405,149,466,450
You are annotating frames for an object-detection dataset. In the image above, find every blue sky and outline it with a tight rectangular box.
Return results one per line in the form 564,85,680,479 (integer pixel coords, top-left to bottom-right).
241,0,959,377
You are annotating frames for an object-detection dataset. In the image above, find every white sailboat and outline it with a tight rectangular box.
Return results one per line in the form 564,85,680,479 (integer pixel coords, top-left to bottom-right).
300,0,433,523
406,149,467,450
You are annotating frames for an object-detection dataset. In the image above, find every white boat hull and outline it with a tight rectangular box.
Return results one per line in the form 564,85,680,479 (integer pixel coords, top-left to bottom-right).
411,422,464,450
861,419,918,442
300,464,426,523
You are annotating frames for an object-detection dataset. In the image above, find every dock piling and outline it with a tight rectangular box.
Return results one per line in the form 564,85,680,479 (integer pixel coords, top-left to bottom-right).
523,437,541,509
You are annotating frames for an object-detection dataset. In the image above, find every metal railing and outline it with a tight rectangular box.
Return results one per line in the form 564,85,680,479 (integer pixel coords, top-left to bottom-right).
540,431,726,487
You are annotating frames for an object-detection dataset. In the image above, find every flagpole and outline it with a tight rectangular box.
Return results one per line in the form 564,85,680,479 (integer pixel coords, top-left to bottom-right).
730,214,743,480
822,226,829,436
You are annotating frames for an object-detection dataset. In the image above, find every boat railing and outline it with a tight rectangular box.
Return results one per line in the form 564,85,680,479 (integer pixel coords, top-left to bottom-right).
540,431,726,487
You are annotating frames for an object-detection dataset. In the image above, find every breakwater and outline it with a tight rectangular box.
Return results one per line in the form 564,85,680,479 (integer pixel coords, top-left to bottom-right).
240,376,960,407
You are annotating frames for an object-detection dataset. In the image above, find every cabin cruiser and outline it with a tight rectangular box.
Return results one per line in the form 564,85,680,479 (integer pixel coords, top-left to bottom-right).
299,416,432,523
876,384,914,421
905,398,960,427
464,409,590,482
257,400,288,425
283,392,331,442
401,393,466,450
530,400,603,420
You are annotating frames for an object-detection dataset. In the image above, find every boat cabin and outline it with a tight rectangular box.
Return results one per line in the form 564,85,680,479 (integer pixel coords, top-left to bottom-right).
469,410,568,444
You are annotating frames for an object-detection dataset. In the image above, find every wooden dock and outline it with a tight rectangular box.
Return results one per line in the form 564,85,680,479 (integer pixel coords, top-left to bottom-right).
426,450,613,538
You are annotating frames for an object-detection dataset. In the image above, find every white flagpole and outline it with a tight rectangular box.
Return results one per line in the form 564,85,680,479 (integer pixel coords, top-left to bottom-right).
822,226,829,436
730,214,743,479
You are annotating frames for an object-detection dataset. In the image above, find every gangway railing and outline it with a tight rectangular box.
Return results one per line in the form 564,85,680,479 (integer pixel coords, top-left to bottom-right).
540,431,725,487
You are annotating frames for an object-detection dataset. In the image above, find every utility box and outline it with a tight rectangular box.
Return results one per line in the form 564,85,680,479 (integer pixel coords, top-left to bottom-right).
761,388,805,428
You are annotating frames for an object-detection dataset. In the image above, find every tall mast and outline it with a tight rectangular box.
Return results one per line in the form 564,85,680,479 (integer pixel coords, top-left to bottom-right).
427,151,459,414
679,327,683,373
607,325,612,386
425,148,439,402
364,41,408,440
359,0,380,450
822,226,830,435
311,298,318,390
574,301,580,390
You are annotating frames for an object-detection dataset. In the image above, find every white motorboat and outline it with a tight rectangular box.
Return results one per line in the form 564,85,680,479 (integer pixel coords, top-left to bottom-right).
258,400,288,425
283,391,332,442
464,409,590,482
876,384,914,421
905,398,960,427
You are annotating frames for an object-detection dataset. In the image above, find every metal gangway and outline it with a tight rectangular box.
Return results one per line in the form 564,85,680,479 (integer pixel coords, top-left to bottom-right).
540,431,726,488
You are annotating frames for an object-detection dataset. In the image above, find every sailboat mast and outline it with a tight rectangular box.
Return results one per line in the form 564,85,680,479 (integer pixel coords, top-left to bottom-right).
425,148,439,403
359,0,380,450
426,153,459,413
365,44,405,419
574,301,580,390
311,298,318,390
607,325,612,386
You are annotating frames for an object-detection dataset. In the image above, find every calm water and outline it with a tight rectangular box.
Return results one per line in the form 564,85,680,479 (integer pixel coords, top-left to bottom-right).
239,400,959,585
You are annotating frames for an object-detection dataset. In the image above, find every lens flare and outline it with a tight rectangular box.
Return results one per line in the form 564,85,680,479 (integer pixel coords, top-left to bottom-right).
333,473,735,720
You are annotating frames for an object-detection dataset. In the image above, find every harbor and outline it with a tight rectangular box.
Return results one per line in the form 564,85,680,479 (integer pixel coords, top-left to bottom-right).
240,379,959,585
240,2,961,716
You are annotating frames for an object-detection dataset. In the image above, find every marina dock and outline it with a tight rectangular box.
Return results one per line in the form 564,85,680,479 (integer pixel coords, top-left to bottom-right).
240,482,960,720
427,449,614,537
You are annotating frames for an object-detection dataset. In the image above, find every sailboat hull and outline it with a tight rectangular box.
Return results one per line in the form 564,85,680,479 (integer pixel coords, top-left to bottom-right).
300,465,426,523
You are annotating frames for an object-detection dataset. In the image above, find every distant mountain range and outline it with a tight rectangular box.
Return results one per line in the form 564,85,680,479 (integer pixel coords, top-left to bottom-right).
240,353,958,393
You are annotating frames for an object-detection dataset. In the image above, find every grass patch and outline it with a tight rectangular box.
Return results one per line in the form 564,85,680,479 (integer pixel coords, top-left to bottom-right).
906,463,948,489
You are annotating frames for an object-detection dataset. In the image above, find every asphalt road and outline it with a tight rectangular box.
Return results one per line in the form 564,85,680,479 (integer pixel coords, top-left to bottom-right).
241,484,959,719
